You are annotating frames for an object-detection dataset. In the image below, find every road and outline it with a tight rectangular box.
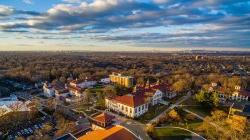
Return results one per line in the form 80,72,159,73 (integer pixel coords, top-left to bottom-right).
91,107,151,140
148,93,191,125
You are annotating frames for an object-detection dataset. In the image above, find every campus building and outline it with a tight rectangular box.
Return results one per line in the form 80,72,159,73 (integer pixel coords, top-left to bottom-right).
109,73,134,87
105,94,149,118
43,82,55,97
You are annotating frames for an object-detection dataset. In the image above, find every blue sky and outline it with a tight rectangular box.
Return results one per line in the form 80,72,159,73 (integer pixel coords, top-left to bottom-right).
0,0,250,51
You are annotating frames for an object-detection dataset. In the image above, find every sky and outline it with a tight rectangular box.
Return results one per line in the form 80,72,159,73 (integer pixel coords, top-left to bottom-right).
0,0,249,51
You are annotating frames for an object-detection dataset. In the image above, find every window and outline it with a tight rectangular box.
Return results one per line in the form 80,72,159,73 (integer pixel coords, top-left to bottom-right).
135,108,137,113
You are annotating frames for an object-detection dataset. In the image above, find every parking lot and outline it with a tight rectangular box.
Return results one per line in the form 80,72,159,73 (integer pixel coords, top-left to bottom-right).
7,115,56,139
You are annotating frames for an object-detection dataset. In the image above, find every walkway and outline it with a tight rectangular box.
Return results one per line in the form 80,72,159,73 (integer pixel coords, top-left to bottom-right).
155,126,206,140
148,93,191,125
182,108,227,135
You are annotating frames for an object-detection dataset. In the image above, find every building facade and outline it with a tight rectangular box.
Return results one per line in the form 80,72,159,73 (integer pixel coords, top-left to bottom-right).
43,82,55,97
109,73,134,87
105,94,149,118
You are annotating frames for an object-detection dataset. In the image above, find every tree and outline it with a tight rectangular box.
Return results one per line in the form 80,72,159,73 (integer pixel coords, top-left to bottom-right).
136,77,145,85
168,109,181,122
197,110,250,140
195,90,219,108
103,85,117,97
146,124,155,136
172,79,189,93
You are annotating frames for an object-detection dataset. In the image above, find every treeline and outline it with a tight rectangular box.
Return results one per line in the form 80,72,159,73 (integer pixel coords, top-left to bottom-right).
0,52,249,92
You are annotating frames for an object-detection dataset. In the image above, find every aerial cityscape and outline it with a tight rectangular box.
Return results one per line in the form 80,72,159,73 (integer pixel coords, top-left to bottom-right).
0,0,250,140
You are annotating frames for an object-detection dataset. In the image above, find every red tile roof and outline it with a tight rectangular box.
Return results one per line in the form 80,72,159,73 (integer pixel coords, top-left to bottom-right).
78,126,138,140
93,113,114,124
239,90,250,97
111,94,147,107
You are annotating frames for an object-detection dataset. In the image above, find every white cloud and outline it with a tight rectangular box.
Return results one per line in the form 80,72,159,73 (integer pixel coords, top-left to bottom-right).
0,5,14,16
23,0,33,4
153,0,169,4
62,0,82,3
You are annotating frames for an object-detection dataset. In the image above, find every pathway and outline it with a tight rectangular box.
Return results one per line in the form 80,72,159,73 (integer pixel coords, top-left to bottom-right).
148,93,192,125
155,126,206,140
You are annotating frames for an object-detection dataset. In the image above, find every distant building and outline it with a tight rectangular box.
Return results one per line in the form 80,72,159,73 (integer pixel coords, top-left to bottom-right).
109,73,134,87
100,78,111,84
43,82,55,97
0,95,33,117
218,86,250,101
69,78,97,89
68,78,96,97
195,55,203,60
105,94,149,118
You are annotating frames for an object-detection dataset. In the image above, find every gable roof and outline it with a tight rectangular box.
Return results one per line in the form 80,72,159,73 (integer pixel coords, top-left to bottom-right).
111,94,147,107
93,113,114,124
78,126,138,140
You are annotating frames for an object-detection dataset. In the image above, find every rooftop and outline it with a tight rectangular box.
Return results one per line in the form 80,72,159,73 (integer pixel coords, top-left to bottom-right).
111,94,147,107
78,126,138,140
92,113,114,124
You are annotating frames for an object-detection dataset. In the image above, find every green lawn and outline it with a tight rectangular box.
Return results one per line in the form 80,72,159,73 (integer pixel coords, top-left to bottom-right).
75,104,92,112
153,127,192,140
184,106,211,117
136,104,169,123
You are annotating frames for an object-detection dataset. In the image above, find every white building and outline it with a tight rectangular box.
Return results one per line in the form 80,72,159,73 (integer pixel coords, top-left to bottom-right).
100,78,111,84
218,86,249,101
0,95,32,117
105,94,149,118
70,78,97,89
143,88,163,106
55,89,71,100
43,82,55,97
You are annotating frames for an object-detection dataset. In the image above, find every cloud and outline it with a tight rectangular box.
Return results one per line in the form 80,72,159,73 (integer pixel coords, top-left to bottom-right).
0,5,14,17
23,0,33,4
0,0,250,49
62,0,83,3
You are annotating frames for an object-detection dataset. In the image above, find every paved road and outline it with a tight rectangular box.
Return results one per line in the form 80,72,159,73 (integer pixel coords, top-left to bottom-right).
148,93,191,125
91,107,151,140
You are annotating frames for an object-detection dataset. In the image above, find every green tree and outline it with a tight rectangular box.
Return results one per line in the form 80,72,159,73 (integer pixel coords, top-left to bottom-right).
195,90,219,108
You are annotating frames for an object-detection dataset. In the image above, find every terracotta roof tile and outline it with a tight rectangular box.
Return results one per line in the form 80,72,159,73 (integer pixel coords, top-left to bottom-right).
78,126,138,140
93,113,114,123
112,94,147,107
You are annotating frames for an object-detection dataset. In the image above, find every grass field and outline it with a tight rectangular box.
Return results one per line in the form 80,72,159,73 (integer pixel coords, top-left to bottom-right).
136,104,169,123
153,127,193,140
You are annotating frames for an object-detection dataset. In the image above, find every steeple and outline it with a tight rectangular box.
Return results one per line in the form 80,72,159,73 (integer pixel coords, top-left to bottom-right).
133,86,137,93
156,79,160,85
145,79,150,89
